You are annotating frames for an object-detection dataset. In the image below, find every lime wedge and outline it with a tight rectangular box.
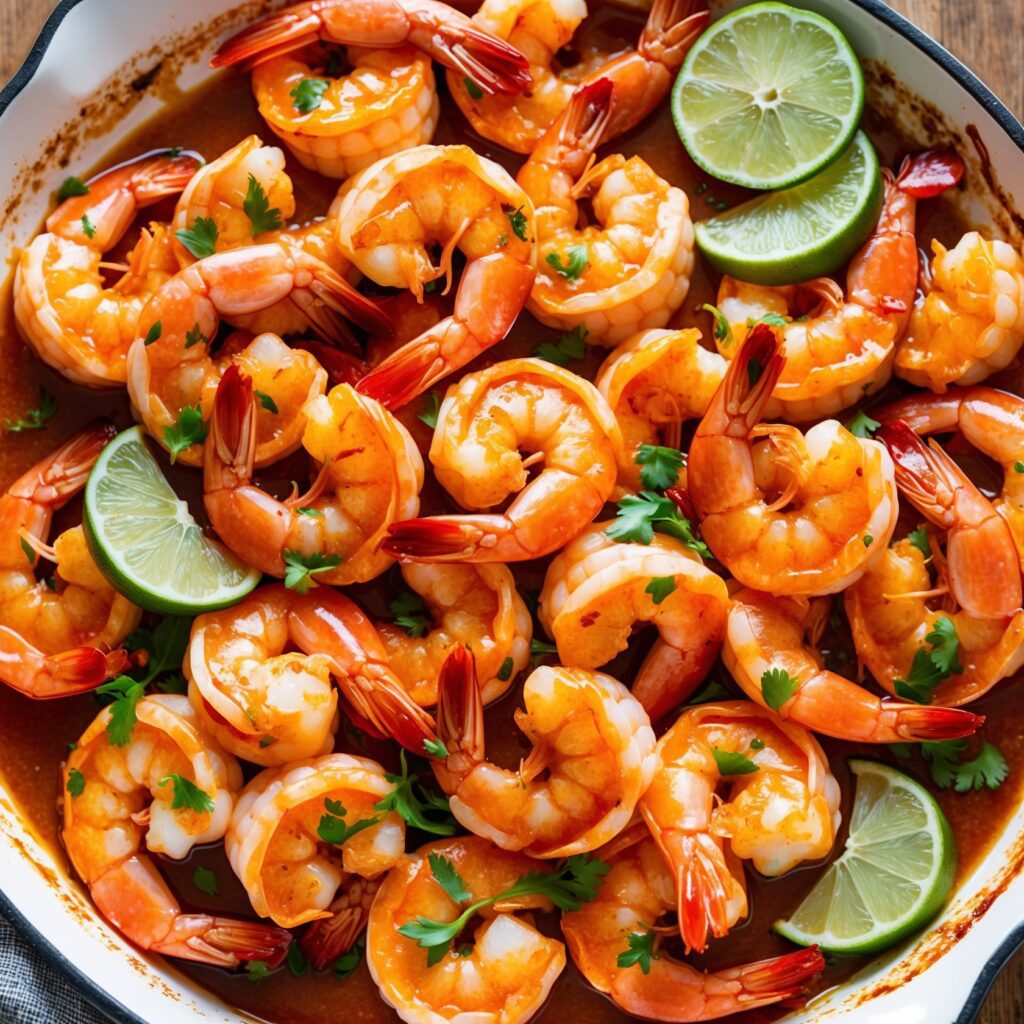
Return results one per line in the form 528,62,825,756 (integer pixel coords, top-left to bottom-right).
84,427,260,614
673,2,865,189
774,759,955,955
694,131,882,285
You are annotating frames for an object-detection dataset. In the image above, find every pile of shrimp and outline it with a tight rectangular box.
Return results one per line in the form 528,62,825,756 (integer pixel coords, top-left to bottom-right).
6,1,1024,1022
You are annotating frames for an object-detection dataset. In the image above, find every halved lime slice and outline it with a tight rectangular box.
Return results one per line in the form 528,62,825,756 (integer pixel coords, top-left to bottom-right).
774,759,955,955
84,427,260,614
673,2,865,189
694,130,882,285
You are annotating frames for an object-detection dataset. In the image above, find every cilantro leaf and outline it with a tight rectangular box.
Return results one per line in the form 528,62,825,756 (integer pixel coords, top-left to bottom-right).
81,214,96,239
175,216,219,259
497,656,515,682
463,76,484,100
192,865,219,896
163,405,208,463
418,391,441,429
908,526,932,559
702,304,733,348
761,668,798,711
893,616,962,704
545,244,588,281
423,737,449,759
158,773,215,813
243,173,282,235
143,320,162,346
953,742,1009,792
287,941,309,977
5,386,57,433
645,576,676,605
254,389,279,414
95,676,145,746
376,751,457,836
333,940,364,980
533,324,588,367
19,536,34,564
635,444,684,491
184,323,207,349
616,930,659,974
712,747,758,775
317,798,382,846
291,77,330,113
283,549,342,593
246,960,270,982
504,204,528,242
845,409,881,439
390,591,430,637
57,176,89,201
606,491,709,557
428,852,473,904
66,768,86,797
297,507,322,517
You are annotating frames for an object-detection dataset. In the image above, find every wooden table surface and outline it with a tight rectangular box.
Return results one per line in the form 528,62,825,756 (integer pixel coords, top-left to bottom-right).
1,0,1024,1021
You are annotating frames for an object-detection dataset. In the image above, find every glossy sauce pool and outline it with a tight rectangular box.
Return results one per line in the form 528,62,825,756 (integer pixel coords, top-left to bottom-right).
0,5,1022,1023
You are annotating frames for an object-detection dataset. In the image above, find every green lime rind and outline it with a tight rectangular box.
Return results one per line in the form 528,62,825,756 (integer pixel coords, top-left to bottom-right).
694,131,882,285
673,1,865,190
773,758,956,956
83,426,260,615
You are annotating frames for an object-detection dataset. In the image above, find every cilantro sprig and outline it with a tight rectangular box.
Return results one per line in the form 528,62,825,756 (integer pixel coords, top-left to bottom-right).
376,751,457,836
845,409,881,439
243,173,282,235
635,444,684,491
291,77,330,113
390,591,430,638
616,930,659,974
712,747,758,776
163,405,208,463
159,773,215,813
317,798,381,847
503,204,529,242
893,617,962,704
606,491,709,558
702,304,733,348
283,550,342,593
545,244,588,281
533,325,587,367
175,216,219,259
922,739,1008,791
5,387,57,433
760,667,799,711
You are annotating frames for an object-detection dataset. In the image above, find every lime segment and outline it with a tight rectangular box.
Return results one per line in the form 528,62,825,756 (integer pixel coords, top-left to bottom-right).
773,759,955,955
84,427,260,614
694,130,882,285
673,1,865,189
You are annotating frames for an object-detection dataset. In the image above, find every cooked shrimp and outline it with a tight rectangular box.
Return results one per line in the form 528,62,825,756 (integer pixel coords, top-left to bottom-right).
226,753,404,928
211,0,532,96
724,587,983,742
127,243,389,467
432,646,656,857
640,702,840,953
338,144,536,408
561,830,826,1022
877,420,1022,619
539,522,730,722
367,835,565,1024
377,563,532,707
518,79,694,345
14,149,201,387
875,386,1024,569
62,694,291,967
0,424,139,697
595,327,725,492
713,151,964,421
383,358,622,563
846,533,1024,707
688,326,898,595
895,232,1024,391
204,366,423,586
449,0,709,154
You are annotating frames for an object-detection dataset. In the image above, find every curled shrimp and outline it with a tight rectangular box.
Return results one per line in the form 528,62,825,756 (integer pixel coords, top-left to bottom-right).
62,694,291,967
367,835,566,1024
338,144,537,408
226,753,404,928
895,232,1024,391
14,149,201,387
640,702,840,953
204,366,423,586
518,78,694,345
170,135,354,336
713,151,964,421
127,243,389,467
561,829,826,1022
595,327,725,493
688,325,898,596
539,522,729,722
378,563,532,707
724,587,983,742
383,357,622,563
448,0,709,154
0,423,139,697
432,646,656,857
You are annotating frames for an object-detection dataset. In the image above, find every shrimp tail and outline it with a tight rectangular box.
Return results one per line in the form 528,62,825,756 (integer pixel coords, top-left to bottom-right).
292,259,393,340
207,364,257,492
892,705,984,740
337,669,438,755
565,78,615,156
641,0,712,65
16,420,117,505
436,645,486,760
300,882,379,971
729,324,785,428
422,21,532,96
0,629,113,699
199,918,293,968
383,518,482,560
126,151,207,205
896,150,966,199
735,946,827,1000
210,6,323,68
294,340,368,386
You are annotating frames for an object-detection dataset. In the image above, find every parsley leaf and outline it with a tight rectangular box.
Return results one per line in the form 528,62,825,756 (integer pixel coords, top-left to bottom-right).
376,751,457,836
845,409,881,439
504,204,529,242
192,865,219,896
163,404,208,463
243,173,282,235
606,491,709,557
418,391,441,429
175,216,219,259
291,77,331,113
645,576,676,605
5,387,57,433
66,768,86,798
635,444,684,491
184,323,207,349
712,747,758,775
254,389,279,414
761,667,798,711
428,852,473,904
533,324,588,366
81,214,96,239
922,739,1008,792
702,303,733,348
423,737,449,759
463,76,484,100
545,244,588,281
57,176,89,201
283,549,341,593
143,320,162,346
95,676,145,746
893,616,962,704
908,526,932,559
390,591,430,637
333,940,364,980
317,798,382,846
158,773,215,813
616,931,659,974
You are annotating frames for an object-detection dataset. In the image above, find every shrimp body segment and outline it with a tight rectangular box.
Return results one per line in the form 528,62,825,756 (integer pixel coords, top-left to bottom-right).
724,588,983,743
14,150,201,387
384,357,622,563
519,79,695,346
367,836,566,1024
205,368,423,586
433,647,656,857
539,523,730,722
561,832,826,1022
688,326,898,596
62,694,291,967
0,424,140,697
227,753,403,928
640,702,840,953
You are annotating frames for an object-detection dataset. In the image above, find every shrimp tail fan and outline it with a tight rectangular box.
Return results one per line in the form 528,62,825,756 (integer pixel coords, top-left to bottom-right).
893,705,984,740
735,946,827,1000
300,886,377,972
204,918,293,968
383,517,490,560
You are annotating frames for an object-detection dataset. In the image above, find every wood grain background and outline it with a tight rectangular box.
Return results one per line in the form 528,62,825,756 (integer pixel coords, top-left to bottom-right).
1,0,1023,1021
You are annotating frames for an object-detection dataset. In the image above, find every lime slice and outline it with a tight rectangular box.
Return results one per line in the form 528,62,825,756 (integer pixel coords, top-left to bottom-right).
84,427,260,614
694,131,882,285
673,2,865,189
774,759,955,955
